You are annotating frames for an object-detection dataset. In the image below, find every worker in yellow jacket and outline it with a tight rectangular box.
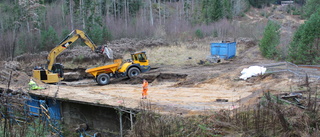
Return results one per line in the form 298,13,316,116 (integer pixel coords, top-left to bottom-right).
28,79,44,90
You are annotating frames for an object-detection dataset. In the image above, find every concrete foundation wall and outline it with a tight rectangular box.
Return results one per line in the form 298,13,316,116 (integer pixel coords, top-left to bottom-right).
61,101,131,134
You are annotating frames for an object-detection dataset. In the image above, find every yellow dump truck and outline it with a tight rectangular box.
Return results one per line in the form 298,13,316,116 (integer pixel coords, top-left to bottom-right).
85,51,150,85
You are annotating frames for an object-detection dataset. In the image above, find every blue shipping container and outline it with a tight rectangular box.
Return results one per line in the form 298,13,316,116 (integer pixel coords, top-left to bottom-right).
210,42,236,59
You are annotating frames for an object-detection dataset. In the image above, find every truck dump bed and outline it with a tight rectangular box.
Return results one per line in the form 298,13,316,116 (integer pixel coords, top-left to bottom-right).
85,59,122,77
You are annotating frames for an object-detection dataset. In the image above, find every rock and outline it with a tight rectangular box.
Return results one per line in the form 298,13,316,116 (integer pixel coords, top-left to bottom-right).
216,99,228,102
5,61,21,70
75,123,88,132
64,72,82,81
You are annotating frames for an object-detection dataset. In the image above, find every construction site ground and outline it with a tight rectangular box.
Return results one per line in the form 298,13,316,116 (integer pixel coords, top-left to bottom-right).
0,5,313,115
0,42,309,116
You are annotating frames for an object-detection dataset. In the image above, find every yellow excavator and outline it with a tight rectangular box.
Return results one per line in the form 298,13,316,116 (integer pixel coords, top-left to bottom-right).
33,29,112,83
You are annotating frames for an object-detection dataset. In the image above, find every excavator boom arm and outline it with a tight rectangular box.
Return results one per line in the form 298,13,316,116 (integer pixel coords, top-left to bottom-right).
47,29,105,70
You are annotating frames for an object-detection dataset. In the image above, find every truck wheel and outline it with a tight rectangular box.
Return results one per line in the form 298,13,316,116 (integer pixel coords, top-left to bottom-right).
96,73,110,85
128,67,140,78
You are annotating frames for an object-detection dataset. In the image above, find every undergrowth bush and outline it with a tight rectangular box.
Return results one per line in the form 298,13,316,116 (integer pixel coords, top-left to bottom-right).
195,29,204,39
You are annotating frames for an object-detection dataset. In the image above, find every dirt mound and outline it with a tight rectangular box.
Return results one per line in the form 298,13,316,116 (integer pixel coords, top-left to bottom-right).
0,61,30,89
57,46,108,68
107,38,169,57
58,38,169,65
13,52,53,77
237,37,256,49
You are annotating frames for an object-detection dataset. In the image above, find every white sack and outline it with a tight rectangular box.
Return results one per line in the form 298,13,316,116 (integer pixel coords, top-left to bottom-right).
239,66,267,80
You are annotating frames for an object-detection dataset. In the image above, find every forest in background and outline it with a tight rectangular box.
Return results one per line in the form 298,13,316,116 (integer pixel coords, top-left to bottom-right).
0,0,266,61
1,0,319,65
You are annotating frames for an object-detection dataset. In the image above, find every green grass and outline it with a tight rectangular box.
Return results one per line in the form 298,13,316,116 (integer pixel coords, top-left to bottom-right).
123,41,220,67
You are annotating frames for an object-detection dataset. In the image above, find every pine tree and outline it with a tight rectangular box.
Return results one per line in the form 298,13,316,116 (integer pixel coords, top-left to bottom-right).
288,10,320,64
303,0,320,19
259,20,280,59
248,0,274,8
212,0,222,21
40,26,58,51
223,0,232,19
201,0,223,23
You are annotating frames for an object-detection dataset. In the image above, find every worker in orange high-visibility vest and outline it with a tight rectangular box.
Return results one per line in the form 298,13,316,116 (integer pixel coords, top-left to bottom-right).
142,79,148,99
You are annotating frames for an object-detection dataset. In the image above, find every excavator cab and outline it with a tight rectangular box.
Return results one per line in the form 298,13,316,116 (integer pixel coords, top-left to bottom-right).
51,63,64,78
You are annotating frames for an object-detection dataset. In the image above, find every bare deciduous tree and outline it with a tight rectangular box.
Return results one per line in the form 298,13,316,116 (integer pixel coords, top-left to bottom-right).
149,0,153,26
69,0,74,30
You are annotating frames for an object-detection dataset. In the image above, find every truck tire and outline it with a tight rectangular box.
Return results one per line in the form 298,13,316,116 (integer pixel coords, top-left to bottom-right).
96,73,110,85
128,67,140,78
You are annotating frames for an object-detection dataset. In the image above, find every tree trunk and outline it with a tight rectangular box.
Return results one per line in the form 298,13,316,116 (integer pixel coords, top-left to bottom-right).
62,0,65,25
178,0,181,20
141,2,144,25
27,21,30,32
80,0,85,29
106,0,109,22
117,0,120,19
127,0,130,30
69,0,74,30
92,0,96,25
182,0,184,19
125,0,128,31
113,0,117,19
158,0,161,26
100,0,103,17
191,0,194,14
164,2,166,24
149,0,153,26
0,20,2,31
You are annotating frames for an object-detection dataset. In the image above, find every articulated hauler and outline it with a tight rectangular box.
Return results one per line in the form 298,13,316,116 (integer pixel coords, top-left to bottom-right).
85,51,150,85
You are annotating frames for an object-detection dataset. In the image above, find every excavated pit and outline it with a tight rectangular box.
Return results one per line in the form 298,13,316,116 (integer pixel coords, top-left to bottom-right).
112,72,188,85
62,71,188,86
61,64,189,85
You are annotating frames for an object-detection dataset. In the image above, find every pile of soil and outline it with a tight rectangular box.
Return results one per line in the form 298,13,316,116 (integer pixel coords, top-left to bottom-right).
0,61,30,89
108,38,169,52
106,38,169,59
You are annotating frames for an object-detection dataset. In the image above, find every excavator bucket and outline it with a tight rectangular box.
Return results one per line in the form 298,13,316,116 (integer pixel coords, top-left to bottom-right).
103,46,113,59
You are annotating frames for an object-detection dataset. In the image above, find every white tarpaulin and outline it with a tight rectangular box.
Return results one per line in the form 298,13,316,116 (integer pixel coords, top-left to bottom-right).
239,66,267,80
